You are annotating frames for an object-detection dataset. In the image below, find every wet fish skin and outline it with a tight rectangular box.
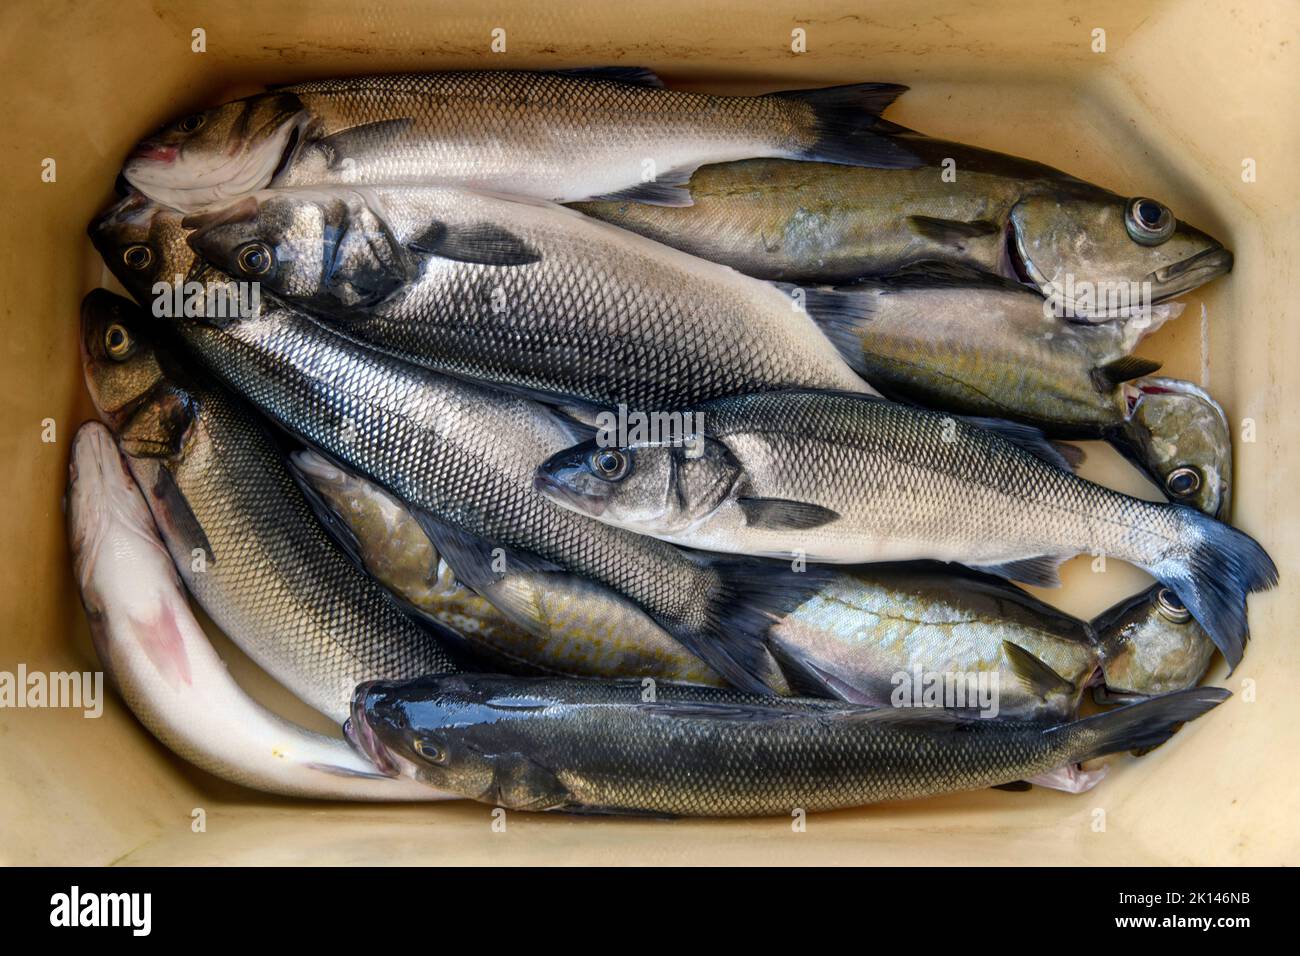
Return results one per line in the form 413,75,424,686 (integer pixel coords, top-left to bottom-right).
574,135,1233,317
66,422,450,801
768,564,1098,720
1092,585,1217,700
1109,377,1232,518
807,265,1177,436
535,389,1276,670
182,184,878,408
80,291,459,724
288,450,730,688
350,673,1230,816
124,70,916,213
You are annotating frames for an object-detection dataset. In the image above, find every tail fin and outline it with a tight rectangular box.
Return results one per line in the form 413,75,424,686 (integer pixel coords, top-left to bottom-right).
1149,508,1278,670
1063,686,1230,764
689,560,836,695
772,82,920,170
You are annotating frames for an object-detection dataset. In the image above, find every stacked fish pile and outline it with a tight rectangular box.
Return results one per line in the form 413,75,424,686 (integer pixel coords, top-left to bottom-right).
71,68,1275,817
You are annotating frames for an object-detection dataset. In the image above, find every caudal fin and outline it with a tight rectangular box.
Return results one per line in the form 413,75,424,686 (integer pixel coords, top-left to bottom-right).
772,82,920,169
1063,686,1230,764
1149,509,1278,670
689,560,835,695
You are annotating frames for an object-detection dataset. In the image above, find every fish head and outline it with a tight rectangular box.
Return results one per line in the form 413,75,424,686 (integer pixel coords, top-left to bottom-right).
1008,192,1232,318
89,193,205,307
349,676,570,810
534,435,741,534
184,189,408,310
1116,377,1232,517
1092,585,1217,698
122,92,309,213
80,290,196,460
67,421,185,677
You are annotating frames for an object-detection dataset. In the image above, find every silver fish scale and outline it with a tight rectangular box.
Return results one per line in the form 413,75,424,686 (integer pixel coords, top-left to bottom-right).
177,309,726,640
158,385,456,721
430,679,1068,816
701,391,1187,567
281,72,810,197
320,188,864,409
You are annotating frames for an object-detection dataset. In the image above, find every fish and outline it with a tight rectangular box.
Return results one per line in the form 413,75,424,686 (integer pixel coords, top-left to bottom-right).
66,421,450,800
771,567,1220,718
79,290,460,723
347,673,1230,816
572,133,1234,318
801,263,1177,435
535,389,1276,671
287,449,732,688
122,69,918,213
1092,585,1217,702
180,184,879,408
1109,377,1232,518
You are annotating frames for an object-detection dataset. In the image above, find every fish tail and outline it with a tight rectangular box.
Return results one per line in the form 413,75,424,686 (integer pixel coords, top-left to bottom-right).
687,561,836,695
1059,687,1230,764
1145,507,1277,670
771,82,920,170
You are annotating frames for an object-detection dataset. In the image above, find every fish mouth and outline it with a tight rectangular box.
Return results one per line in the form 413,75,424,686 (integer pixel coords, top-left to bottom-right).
1148,246,1234,300
532,471,608,517
344,686,402,778
128,142,178,165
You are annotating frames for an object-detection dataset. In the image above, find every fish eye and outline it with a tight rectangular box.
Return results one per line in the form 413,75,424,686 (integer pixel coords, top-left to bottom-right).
589,448,630,480
1164,466,1202,498
1155,587,1191,624
413,738,449,765
177,114,206,134
104,324,134,360
122,244,153,271
236,241,274,277
1125,197,1176,246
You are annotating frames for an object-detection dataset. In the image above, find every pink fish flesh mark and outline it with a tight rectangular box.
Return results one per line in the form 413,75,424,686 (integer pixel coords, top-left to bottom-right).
131,144,177,163
131,597,193,688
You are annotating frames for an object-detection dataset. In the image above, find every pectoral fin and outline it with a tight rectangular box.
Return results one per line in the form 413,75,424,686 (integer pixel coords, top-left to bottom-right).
1001,640,1075,700
407,222,541,266
736,497,839,530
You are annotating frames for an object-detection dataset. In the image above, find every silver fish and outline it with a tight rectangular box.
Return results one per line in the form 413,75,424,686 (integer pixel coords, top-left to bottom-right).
348,673,1229,816
123,70,916,212
535,389,1276,671
66,422,448,800
181,184,879,407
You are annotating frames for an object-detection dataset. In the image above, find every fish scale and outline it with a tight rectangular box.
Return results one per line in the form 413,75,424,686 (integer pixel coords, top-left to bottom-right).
699,391,1185,567
353,675,1229,815
185,185,873,409
171,304,789,688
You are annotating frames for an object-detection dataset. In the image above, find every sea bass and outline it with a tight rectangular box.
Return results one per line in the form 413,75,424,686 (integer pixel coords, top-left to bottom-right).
348,673,1229,816
80,290,459,723
66,422,450,800
288,449,730,688
181,184,879,408
122,69,916,213
536,390,1275,670
573,135,1233,318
